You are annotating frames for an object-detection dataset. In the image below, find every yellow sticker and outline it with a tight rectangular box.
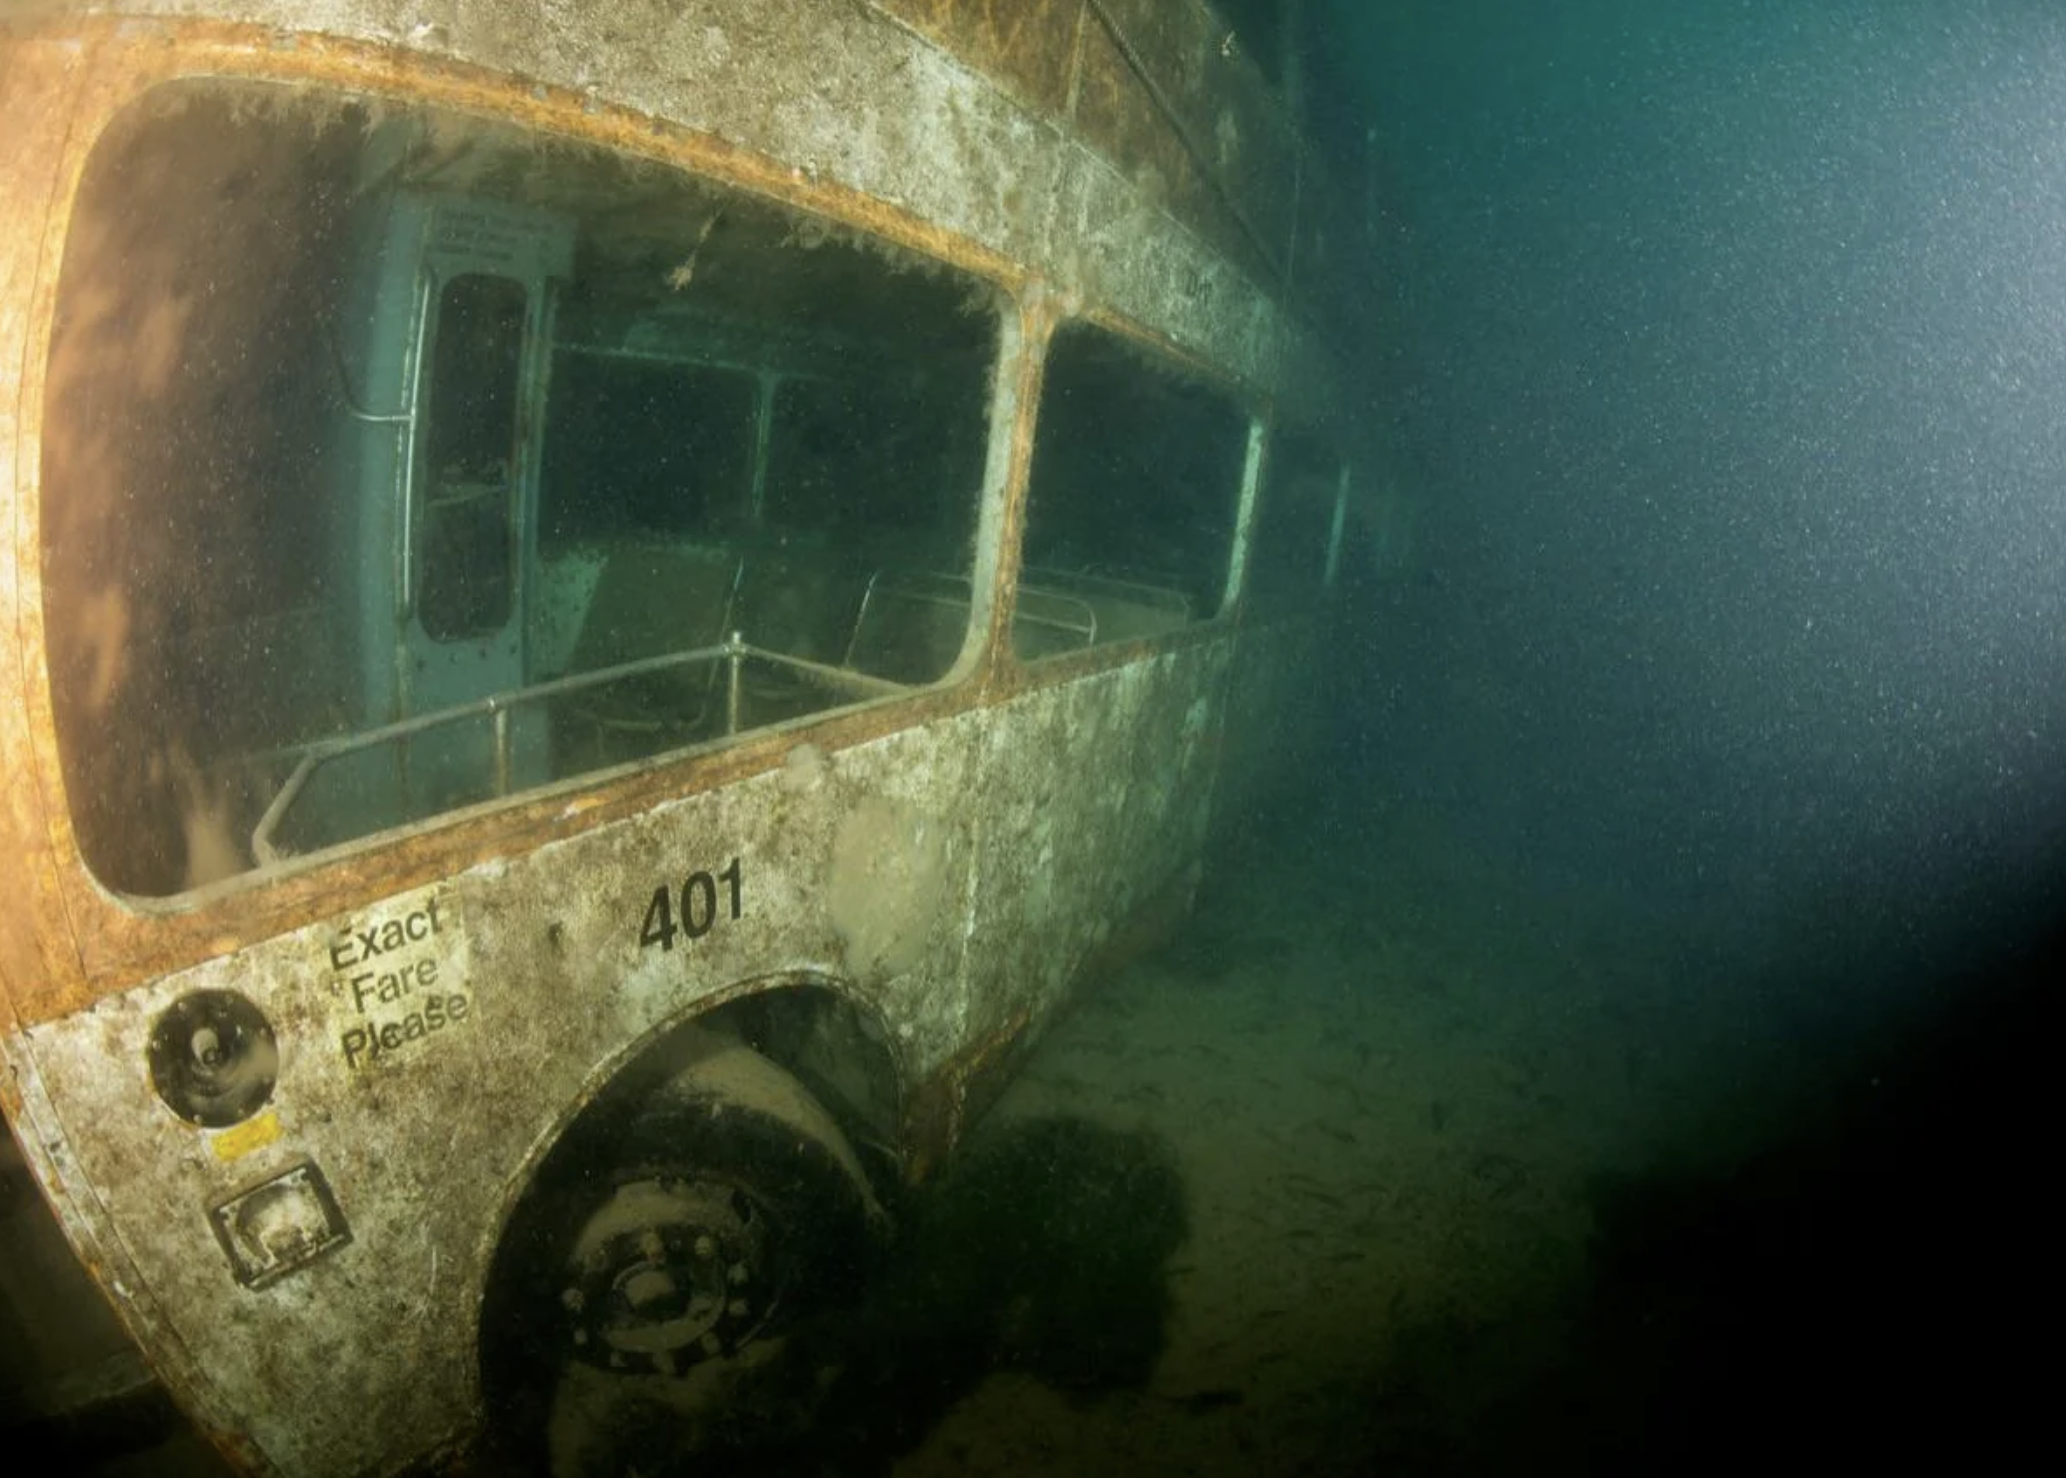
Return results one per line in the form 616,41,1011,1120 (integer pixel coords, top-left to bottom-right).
209,1110,283,1163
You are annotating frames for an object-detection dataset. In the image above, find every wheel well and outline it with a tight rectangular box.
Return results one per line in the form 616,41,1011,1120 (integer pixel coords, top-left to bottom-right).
515,977,906,1200
694,981,905,1192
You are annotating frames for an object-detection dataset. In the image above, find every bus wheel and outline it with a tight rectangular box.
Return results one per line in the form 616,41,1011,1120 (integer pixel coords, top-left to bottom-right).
480,1027,888,1471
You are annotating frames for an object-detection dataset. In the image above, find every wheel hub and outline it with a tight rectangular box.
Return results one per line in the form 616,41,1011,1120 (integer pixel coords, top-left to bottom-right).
561,1177,769,1374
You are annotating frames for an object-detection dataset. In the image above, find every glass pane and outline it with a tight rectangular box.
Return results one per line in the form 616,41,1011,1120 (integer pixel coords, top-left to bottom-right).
765,374,983,567
1013,323,1249,659
40,80,997,896
539,359,756,547
420,274,524,639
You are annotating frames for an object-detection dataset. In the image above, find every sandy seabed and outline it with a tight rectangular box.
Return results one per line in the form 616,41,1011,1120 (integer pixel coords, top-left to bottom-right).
884,808,1750,1478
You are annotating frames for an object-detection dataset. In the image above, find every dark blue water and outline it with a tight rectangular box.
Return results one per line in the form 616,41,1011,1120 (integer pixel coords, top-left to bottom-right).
1325,0,2066,996
1304,1,2062,1465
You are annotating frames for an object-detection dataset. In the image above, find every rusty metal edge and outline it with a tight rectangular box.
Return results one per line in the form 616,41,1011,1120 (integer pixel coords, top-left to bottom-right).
900,856,1200,1181
0,1035,268,1473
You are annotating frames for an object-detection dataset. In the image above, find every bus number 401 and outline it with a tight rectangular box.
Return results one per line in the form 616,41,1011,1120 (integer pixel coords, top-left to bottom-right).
638,857,744,952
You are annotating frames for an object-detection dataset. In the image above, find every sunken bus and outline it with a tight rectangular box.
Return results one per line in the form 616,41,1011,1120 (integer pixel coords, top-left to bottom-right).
0,1,1370,1471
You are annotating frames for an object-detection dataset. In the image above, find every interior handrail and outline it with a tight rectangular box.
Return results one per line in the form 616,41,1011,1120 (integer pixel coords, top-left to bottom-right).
252,638,906,866
1022,564,1191,616
1011,584,1099,647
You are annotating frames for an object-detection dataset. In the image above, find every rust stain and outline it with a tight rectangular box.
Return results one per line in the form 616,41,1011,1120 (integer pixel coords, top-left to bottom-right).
877,0,1084,118
1073,2,1191,217
0,28,95,1030
972,290,1052,688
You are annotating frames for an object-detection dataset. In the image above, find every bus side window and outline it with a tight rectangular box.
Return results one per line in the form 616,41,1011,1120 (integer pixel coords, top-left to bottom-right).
1013,323,1249,658
38,79,1002,894
1245,429,1344,619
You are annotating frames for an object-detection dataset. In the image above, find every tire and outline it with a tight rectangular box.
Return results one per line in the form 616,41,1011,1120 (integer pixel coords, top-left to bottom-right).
479,1028,887,1474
